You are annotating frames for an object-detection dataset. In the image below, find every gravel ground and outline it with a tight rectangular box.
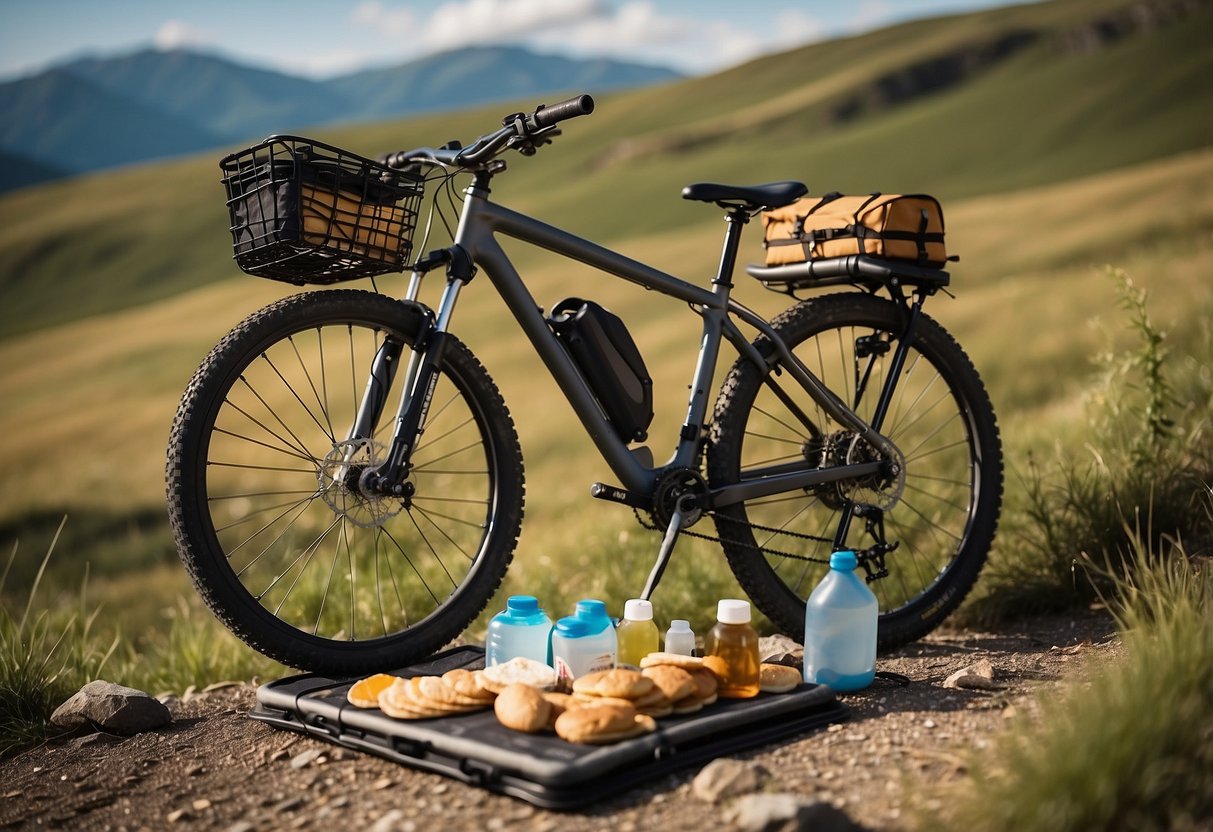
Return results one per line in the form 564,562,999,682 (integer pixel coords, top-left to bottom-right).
0,609,1118,831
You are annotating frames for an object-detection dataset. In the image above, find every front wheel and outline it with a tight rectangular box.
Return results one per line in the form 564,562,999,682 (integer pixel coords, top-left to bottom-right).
708,292,1002,650
166,290,524,674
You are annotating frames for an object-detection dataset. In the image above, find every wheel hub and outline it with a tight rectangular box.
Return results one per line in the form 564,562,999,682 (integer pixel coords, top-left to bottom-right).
318,439,408,528
803,430,905,511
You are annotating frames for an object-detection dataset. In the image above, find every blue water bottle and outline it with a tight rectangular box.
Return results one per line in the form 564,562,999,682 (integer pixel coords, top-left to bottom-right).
485,595,553,666
803,550,878,691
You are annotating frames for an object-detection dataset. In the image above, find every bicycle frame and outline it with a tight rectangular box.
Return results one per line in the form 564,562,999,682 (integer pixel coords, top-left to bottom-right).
363,173,906,513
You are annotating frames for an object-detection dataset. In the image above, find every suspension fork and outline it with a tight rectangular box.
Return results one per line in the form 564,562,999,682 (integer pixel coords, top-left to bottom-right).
359,247,474,495
831,286,929,550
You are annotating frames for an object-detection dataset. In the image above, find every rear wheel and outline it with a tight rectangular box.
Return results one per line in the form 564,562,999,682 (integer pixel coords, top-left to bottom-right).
166,290,524,673
708,293,1001,650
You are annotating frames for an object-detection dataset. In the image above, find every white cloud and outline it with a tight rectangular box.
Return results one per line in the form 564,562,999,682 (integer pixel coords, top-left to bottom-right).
153,20,212,51
352,1,416,36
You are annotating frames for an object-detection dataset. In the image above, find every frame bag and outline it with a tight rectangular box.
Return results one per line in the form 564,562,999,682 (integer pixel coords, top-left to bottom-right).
548,298,654,443
762,192,948,268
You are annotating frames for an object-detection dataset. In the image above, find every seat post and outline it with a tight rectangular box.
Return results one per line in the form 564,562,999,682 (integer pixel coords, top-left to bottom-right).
712,206,750,290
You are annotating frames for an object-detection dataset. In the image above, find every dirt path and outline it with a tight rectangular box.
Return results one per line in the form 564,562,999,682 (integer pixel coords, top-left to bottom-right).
0,611,1117,831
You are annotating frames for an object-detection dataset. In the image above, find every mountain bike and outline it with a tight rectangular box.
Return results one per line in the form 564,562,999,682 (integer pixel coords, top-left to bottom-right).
166,94,1002,674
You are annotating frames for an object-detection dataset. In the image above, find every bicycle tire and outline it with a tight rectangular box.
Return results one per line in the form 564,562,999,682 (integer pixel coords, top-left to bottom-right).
708,292,1002,651
167,290,524,674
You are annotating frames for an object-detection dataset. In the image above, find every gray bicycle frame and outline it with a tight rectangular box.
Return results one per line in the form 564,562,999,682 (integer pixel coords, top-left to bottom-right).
391,178,898,509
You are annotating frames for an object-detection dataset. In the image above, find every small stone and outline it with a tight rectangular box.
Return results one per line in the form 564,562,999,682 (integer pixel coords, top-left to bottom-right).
50,681,172,736
192,799,212,811
727,794,864,832
923,719,936,729
943,659,1002,690
167,809,190,823
227,823,254,832
691,758,769,803
372,777,394,791
371,809,405,832
275,796,305,812
269,749,290,763
290,749,322,769
758,634,804,666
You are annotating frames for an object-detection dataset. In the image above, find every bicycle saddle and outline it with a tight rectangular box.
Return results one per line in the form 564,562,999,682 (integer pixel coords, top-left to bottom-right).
681,180,807,210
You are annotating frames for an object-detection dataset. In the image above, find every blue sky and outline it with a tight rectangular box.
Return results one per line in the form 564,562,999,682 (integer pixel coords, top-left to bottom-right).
0,0,1038,81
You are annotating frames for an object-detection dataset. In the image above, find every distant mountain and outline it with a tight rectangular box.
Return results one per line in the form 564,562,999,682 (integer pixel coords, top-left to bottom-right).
329,45,680,119
0,148,67,192
0,45,680,191
60,49,356,140
0,69,227,173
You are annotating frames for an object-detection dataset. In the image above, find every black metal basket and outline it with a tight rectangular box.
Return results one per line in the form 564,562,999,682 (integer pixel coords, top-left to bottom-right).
220,136,424,284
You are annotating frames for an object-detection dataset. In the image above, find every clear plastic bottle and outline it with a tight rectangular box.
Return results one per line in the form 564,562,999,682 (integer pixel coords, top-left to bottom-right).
664,619,697,656
485,595,553,666
803,550,878,692
616,599,660,669
550,606,616,682
705,599,760,698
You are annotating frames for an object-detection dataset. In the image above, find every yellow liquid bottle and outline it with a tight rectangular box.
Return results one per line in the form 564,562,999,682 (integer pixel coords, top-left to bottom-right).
706,599,760,698
616,599,660,669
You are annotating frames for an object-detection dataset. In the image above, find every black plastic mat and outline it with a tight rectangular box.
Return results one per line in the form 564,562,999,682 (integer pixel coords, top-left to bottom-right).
251,646,848,809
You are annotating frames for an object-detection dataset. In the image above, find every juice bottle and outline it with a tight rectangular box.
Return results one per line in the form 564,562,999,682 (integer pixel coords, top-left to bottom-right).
705,599,760,698
803,550,878,691
485,595,553,667
616,599,659,669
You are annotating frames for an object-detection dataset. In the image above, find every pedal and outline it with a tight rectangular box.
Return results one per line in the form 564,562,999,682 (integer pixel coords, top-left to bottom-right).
589,482,648,509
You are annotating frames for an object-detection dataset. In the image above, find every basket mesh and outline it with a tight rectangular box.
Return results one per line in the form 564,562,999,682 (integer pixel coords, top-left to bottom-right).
220,136,424,284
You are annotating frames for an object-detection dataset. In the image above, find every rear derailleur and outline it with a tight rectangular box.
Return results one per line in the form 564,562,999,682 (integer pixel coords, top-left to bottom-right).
852,503,898,584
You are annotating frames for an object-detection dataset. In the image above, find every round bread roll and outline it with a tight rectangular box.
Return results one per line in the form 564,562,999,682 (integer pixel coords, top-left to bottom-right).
494,684,552,733
688,668,718,700
759,663,802,694
639,652,703,670
481,656,558,692
554,702,637,743
672,693,703,715
579,713,657,745
572,669,654,700
541,691,578,725
641,665,696,702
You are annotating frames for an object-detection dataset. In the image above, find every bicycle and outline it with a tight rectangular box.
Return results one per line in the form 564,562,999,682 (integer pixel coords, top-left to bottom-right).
166,94,1002,674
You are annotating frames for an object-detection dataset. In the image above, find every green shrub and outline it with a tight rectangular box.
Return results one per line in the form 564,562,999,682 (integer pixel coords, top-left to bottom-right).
919,537,1213,831
967,268,1213,625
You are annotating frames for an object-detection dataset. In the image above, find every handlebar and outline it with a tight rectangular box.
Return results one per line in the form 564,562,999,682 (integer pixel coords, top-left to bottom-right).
378,93,595,171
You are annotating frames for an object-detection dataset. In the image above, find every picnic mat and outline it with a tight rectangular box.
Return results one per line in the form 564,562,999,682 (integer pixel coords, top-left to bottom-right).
251,646,849,809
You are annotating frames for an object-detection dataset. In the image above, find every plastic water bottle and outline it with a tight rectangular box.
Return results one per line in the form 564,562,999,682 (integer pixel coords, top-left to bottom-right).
705,599,760,698
616,599,660,669
803,550,878,692
550,605,617,681
573,598,618,665
485,595,553,667
664,619,697,656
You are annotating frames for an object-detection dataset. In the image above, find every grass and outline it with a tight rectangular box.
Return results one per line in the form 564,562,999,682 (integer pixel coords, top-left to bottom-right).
917,536,1213,831
963,266,1213,626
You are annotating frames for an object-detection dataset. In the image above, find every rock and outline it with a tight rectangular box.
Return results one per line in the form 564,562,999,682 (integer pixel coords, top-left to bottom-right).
290,749,322,769
50,681,172,736
759,634,804,666
942,659,1002,691
370,809,406,832
691,758,770,803
727,794,865,832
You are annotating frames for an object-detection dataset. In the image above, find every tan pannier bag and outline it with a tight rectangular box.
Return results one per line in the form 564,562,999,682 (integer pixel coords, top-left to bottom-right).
762,193,947,268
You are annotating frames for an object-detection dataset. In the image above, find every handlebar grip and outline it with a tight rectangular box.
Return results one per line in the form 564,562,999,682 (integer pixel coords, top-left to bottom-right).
530,94,595,129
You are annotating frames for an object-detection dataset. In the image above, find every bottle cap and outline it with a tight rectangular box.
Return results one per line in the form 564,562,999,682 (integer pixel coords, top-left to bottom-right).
575,599,608,621
829,550,858,571
716,599,751,624
667,619,692,633
506,595,539,615
623,599,653,621
553,615,591,638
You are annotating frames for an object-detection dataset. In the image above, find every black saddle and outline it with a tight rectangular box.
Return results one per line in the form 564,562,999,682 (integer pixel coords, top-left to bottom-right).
681,180,807,210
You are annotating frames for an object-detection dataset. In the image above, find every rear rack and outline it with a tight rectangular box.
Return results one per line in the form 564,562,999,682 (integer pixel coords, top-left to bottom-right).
745,254,950,294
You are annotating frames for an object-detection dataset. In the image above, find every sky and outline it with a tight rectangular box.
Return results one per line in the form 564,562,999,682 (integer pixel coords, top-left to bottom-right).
0,0,1038,82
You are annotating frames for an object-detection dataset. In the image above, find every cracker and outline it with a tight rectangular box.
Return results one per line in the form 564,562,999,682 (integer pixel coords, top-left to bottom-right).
639,652,704,670
572,669,654,700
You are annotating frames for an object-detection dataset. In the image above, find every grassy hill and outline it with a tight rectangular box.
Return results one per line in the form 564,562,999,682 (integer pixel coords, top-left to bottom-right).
1,0,1210,339
1,0,1211,641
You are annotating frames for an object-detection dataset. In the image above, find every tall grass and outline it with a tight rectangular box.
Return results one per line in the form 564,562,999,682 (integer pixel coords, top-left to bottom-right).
0,518,117,756
0,517,281,757
918,535,1213,831
966,268,1213,624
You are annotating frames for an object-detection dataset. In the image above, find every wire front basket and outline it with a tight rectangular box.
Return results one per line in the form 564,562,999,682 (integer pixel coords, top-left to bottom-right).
220,136,424,284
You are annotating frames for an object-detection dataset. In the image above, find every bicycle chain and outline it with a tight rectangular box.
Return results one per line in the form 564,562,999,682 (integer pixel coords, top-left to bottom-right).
634,508,833,564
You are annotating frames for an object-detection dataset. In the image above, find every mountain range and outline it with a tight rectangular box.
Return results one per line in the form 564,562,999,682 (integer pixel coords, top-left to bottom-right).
0,45,680,191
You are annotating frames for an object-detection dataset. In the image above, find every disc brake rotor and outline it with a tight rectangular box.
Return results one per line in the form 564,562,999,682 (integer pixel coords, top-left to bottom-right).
318,439,405,528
